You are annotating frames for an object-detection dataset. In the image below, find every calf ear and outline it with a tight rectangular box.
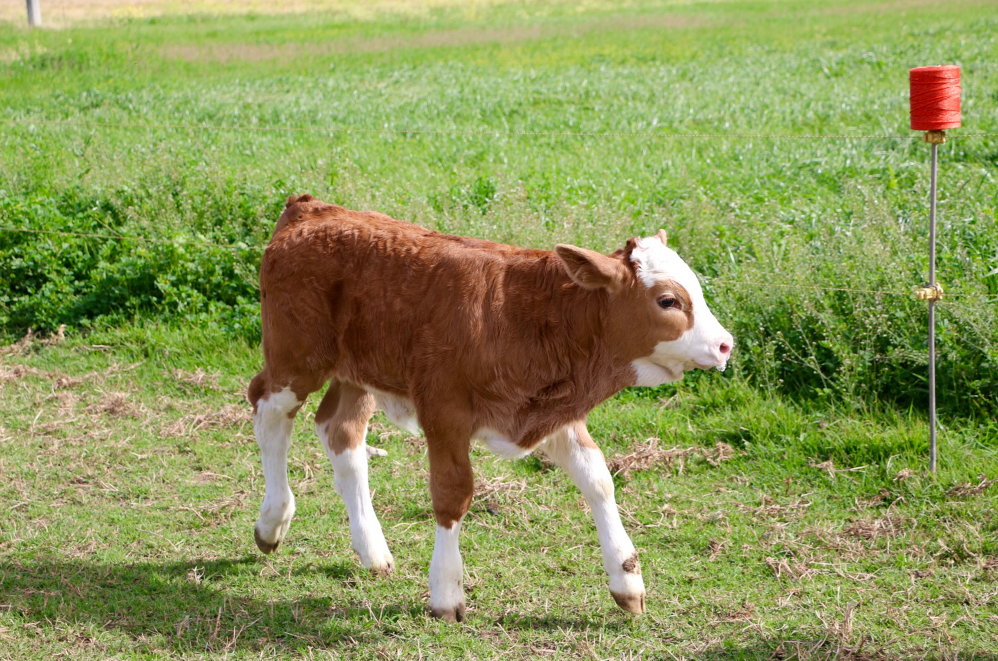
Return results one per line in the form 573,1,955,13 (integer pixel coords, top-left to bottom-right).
555,244,629,293
656,229,668,245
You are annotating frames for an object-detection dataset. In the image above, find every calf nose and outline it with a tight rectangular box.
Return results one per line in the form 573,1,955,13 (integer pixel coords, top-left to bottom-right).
712,334,734,366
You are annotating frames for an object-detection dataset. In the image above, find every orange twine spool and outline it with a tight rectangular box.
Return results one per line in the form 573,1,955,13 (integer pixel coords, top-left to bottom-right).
909,65,961,131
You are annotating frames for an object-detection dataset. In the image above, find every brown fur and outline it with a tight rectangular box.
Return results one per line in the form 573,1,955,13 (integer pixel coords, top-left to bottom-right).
315,380,376,455
249,196,694,527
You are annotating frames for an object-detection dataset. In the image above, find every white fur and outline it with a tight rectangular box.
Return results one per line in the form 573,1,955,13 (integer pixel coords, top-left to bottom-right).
474,427,532,459
370,389,421,435
630,235,703,291
318,423,395,573
631,357,684,387
254,387,301,547
429,521,465,615
629,234,733,380
539,425,646,604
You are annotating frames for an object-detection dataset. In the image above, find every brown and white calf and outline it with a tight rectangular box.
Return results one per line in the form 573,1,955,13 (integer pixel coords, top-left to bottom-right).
248,195,733,621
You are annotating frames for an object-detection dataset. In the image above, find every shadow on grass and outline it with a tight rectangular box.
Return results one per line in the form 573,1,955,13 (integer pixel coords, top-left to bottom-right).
1,553,647,652
0,555,425,653
4,556,996,658
494,611,634,632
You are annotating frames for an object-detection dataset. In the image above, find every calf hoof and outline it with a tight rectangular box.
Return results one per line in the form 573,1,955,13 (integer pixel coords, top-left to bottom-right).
430,603,466,623
254,526,281,554
353,541,395,576
369,556,395,577
611,590,646,614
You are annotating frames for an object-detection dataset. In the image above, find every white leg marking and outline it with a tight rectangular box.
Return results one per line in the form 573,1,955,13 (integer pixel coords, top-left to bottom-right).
318,421,395,574
254,387,301,552
540,425,646,613
429,520,465,620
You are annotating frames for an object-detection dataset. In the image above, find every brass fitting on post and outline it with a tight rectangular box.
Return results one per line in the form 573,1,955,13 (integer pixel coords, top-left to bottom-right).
923,130,946,144
915,283,944,301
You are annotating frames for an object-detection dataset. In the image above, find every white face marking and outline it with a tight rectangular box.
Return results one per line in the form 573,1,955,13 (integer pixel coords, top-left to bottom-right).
474,427,532,459
631,357,684,387
253,386,301,548
629,234,733,384
429,520,465,616
318,424,394,573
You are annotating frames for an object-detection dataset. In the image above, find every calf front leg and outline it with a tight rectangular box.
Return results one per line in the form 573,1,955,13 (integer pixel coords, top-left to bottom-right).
251,384,303,554
540,422,646,614
425,425,474,622
315,381,394,575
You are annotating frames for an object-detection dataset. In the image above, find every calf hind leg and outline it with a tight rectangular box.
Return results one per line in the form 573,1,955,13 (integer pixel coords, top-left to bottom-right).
249,374,306,554
315,381,395,575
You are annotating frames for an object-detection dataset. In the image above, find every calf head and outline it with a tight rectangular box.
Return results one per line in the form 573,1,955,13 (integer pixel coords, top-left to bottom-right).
555,230,733,386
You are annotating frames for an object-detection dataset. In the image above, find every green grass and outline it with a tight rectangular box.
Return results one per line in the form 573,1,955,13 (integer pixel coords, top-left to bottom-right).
2,325,997,659
1,0,997,657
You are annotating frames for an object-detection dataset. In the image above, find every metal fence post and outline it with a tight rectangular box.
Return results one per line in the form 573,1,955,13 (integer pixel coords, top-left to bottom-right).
27,0,42,27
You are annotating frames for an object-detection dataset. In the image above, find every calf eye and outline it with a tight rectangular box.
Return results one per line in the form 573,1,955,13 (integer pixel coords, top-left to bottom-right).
658,297,678,310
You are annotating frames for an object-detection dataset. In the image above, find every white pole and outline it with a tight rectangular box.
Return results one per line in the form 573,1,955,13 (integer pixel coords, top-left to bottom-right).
26,0,41,27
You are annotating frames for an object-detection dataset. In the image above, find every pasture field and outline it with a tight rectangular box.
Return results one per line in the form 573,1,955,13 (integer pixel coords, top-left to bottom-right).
1,0,997,657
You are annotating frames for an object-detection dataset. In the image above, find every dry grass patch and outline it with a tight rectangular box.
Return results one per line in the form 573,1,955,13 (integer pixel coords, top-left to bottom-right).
90,391,139,418
188,490,249,524
0,364,35,382
705,537,728,561
368,418,418,448
1,327,65,356
764,555,817,580
713,602,756,624
473,474,527,500
161,404,248,437
607,438,736,479
1,354,144,410
0,364,85,390
51,374,82,389
947,475,996,498
53,390,79,413
191,470,234,484
842,514,912,541
854,488,897,511
169,368,221,391
738,493,812,521
810,458,869,482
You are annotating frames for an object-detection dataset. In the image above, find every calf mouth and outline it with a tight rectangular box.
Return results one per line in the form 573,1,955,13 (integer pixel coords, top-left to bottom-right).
692,358,729,371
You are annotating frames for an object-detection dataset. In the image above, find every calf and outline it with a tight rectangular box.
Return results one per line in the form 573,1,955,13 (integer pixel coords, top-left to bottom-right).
248,195,733,621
